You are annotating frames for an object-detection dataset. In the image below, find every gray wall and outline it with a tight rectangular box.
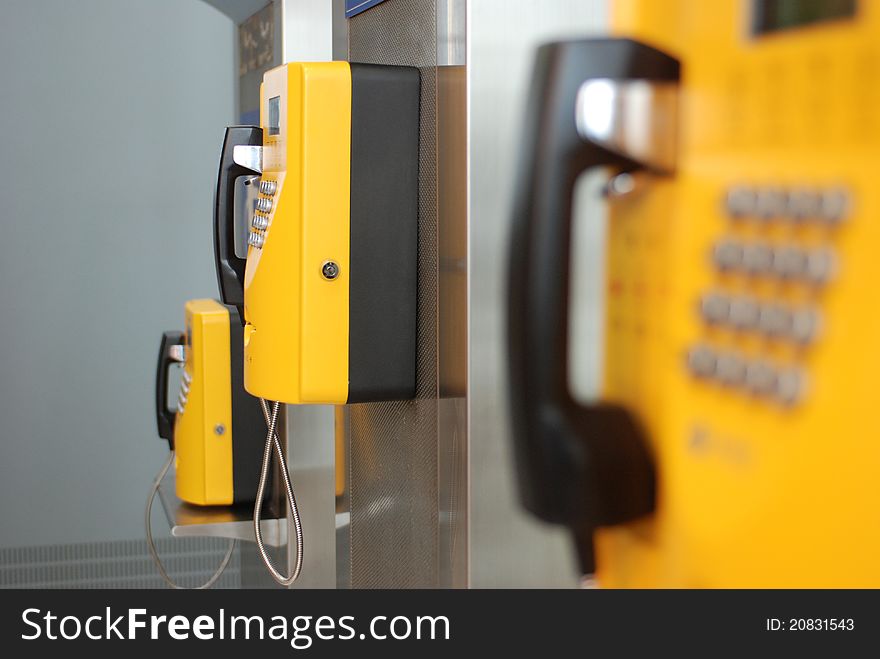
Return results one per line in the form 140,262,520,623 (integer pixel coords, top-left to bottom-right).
0,0,235,547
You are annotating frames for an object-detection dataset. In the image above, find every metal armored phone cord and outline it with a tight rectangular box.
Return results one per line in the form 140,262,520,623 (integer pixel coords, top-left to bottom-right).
253,399,304,586
145,452,236,589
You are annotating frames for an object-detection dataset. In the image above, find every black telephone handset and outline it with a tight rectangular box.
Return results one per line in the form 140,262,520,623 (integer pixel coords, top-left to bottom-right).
155,330,185,449
507,38,679,574
214,125,263,318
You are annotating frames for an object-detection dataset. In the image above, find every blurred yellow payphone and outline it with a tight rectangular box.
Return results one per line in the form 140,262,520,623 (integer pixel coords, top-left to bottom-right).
509,0,880,586
155,300,264,506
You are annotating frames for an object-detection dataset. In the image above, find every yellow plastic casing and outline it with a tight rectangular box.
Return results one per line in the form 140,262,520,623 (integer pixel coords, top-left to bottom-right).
595,0,880,587
174,299,234,506
243,62,351,405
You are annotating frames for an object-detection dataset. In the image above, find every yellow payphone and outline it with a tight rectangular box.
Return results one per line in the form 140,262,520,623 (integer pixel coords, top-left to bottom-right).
213,62,419,585
509,0,879,586
215,62,420,406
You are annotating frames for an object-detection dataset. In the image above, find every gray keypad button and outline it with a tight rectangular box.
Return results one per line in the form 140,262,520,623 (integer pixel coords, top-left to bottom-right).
713,239,744,271
745,361,777,395
742,243,775,275
725,187,757,218
819,188,850,225
729,297,760,330
687,345,717,378
700,292,730,325
776,368,805,406
755,188,787,220
758,303,792,337
790,308,821,344
716,352,746,386
805,247,835,285
787,188,820,221
773,246,807,279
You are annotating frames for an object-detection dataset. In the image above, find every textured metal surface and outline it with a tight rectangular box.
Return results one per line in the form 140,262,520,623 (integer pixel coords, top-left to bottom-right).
348,0,442,588
436,60,468,588
0,538,241,589
284,406,336,589
281,0,334,61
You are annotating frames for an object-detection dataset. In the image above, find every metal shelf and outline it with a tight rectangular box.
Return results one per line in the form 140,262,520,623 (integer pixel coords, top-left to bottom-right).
157,468,287,548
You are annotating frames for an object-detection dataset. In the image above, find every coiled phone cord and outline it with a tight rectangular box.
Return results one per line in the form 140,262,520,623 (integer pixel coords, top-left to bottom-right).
253,399,304,586
145,452,236,589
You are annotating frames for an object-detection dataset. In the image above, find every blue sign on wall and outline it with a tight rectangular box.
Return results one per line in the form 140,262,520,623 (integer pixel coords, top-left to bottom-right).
345,0,389,18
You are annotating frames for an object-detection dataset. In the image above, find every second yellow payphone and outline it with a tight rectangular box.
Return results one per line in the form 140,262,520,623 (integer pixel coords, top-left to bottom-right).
155,300,264,506
509,0,879,587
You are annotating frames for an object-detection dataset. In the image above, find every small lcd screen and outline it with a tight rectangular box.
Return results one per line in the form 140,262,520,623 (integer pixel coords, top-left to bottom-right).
268,96,280,136
752,0,856,35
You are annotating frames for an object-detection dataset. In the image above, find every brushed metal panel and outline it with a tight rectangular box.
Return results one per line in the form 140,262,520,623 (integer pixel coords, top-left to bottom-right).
347,0,444,588
281,0,333,61
285,405,336,589
437,62,468,588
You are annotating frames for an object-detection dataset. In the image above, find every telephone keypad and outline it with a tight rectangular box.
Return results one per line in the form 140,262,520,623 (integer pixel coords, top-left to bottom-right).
688,184,849,406
177,370,190,415
250,178,278,251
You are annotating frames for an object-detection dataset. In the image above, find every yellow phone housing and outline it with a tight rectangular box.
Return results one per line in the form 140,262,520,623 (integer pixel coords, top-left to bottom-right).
174,299,234,506
243,62,419,405
595,0,880,587
244,63,352,404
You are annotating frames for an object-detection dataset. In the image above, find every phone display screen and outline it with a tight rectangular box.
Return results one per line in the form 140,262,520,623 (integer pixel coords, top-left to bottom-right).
752,0,856,36
268,96,280,136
